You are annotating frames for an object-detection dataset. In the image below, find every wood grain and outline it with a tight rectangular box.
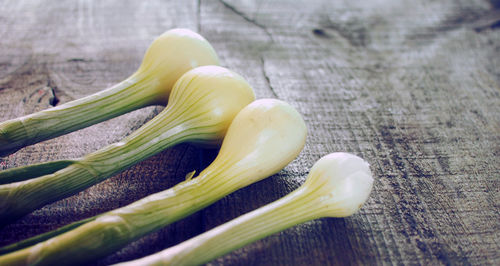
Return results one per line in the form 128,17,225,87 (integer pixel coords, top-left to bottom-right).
0,0,499,265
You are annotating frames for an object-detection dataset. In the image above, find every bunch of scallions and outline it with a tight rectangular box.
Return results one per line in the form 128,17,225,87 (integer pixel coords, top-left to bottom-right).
0,65,256,225
0,28,219,156
115,152,374,266
0,98,308,265
0,28,374,266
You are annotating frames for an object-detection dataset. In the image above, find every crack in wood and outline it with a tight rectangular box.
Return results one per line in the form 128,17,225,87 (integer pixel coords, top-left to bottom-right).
408,8,500,40
46,77,59,106
48,87,59,106
473,10,500,32
196,0,201,32
218,0,274,42
67,58,90,62
217,1,277,99
260,56,278,98
317,14,370,47
1,58,62,107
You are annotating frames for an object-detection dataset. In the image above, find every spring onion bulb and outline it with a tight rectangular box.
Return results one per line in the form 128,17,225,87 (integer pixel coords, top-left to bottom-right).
116,152,373,266
0,28,219,156
0,98,307,266
0,65,254,226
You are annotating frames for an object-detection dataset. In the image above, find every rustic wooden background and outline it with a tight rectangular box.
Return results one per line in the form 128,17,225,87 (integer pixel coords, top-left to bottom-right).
0,0,499,265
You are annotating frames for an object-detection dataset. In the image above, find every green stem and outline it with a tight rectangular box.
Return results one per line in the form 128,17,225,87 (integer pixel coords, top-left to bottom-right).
117,187,324,266
0,167,248,266
0,106,191,226
0,214,99,255
0,72,161,156
0,160,76,184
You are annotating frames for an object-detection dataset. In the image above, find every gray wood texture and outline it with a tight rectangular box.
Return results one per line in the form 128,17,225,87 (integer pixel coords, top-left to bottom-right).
0,0,499,265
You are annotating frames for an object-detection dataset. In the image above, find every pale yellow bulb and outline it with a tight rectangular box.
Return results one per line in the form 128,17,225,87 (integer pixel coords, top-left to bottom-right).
134,28,220,104
303,152,374,217
198,99,307,187
161,65,256,147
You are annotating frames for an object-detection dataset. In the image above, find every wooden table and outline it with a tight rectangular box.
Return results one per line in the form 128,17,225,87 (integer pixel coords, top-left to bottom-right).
0,1,498,265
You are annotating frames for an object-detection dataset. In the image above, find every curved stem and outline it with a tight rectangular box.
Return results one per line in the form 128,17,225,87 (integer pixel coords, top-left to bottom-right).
122,188,321,266
0,73,162,156
0,160,76,185
0,168,242,266
0,214,100,255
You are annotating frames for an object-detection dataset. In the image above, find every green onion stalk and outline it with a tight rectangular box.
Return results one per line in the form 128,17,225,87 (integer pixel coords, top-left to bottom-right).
0,98,307,266
0,28,219,156
116,152,374,266
0,65,255,226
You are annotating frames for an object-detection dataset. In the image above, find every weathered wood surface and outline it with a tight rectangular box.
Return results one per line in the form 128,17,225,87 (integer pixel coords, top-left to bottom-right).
0,0,499,265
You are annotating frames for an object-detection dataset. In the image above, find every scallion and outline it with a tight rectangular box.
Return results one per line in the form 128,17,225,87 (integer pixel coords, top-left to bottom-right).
0,28,219,156
115,152,373,266
0,65,254,225
0,98,307,266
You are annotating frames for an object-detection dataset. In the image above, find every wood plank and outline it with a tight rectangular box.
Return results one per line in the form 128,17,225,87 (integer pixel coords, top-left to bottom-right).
0,0,499,265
